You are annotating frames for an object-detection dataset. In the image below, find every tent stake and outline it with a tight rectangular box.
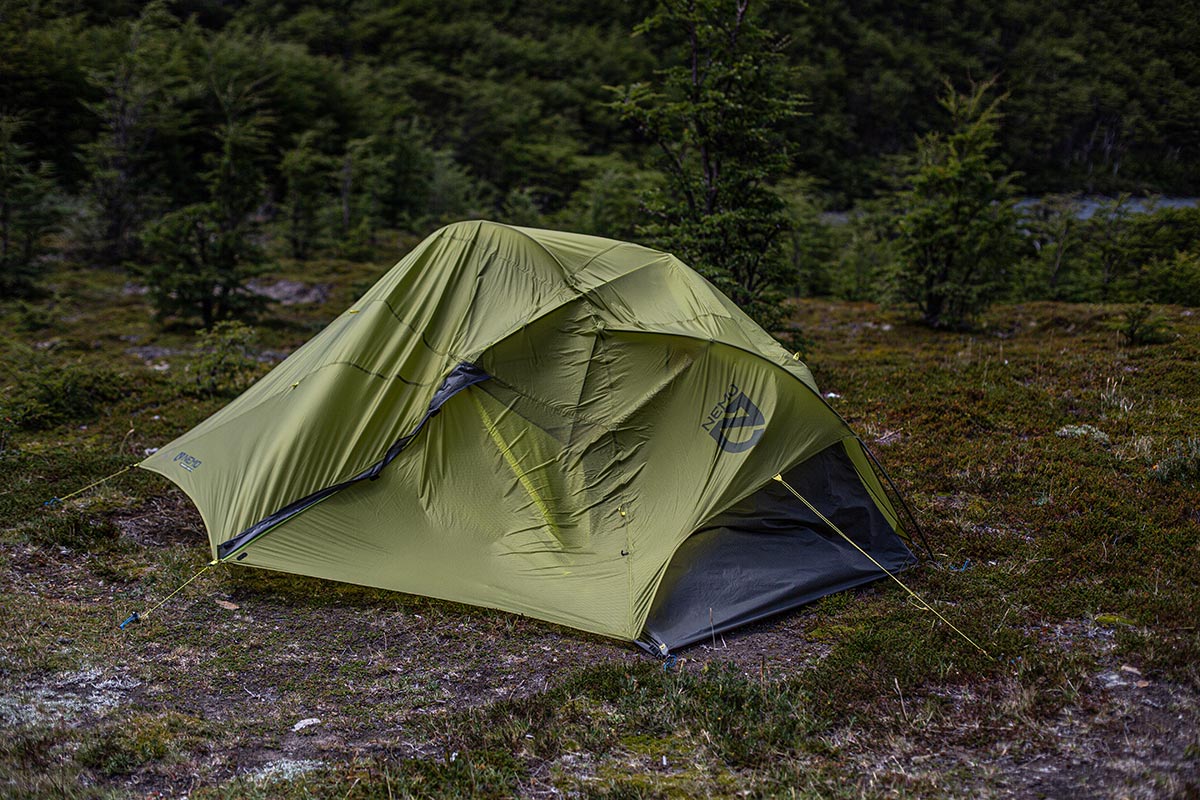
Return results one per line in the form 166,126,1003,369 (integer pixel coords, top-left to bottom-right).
119,559,220,629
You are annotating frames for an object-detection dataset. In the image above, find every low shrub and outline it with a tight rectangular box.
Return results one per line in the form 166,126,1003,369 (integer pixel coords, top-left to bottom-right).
32,508,120,551
1118,302,1174,345
174,320,264,398
0,358,125,431
1152,437,1200,484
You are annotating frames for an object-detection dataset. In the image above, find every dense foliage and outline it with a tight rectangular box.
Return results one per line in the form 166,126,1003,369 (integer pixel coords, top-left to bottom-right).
611,0,803,334
0,115,61,297
886,80,1022,329
1,5,1198,793
1,0,1199,325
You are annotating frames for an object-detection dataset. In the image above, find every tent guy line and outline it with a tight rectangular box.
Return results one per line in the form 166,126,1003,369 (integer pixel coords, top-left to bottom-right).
42,462,139,507
118,559,218,630
772,473,992,659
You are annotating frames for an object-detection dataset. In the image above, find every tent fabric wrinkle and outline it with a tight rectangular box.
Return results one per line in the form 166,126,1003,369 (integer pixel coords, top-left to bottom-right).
141,220,915,652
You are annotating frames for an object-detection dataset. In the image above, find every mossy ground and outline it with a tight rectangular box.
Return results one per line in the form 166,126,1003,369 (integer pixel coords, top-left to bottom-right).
1,263,1198,798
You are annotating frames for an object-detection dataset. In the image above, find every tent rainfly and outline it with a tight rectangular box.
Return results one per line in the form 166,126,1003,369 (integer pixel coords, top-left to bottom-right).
141,220,917,654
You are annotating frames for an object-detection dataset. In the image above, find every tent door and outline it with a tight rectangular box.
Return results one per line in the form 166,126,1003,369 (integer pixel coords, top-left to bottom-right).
640,442,915,653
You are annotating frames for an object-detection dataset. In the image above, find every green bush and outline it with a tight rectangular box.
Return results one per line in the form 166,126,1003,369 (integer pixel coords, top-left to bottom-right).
886,80,1023,328
135,68,271,327
174,320,264,398
336,217,377,262
833,208,894,301
1,359,125,431
1118,302,1174,346
1140,247,1200,307
137,203,267,327
13,299,55,332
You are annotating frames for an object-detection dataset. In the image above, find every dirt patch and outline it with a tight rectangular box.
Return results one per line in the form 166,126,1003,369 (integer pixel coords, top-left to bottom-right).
864,668,1200,799
3,511,1199,797
113,491,205,548
0,667,141,729
6,497,1197,798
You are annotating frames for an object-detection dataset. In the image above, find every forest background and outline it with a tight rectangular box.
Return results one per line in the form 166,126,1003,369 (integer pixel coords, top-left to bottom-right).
3,0,1200,332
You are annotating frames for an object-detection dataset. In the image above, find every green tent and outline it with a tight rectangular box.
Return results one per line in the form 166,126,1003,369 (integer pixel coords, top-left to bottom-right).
142,220,916,654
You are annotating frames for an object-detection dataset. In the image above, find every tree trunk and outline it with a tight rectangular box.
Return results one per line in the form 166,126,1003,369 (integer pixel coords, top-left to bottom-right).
341,153,353,234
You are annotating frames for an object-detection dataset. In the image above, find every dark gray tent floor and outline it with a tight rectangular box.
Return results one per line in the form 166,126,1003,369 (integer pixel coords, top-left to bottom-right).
643,444,915,652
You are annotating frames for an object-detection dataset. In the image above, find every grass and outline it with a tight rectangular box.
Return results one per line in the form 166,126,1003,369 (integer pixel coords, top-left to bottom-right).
1,263,1198,797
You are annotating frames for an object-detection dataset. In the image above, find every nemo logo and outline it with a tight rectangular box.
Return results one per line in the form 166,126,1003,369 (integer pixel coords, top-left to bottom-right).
701,383,766,453
174,451,202,473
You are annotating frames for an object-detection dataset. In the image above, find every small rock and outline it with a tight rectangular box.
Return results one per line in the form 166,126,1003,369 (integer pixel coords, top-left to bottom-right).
248,279,331,306
248,759,323,784
292,717,321,732
1055,424,1110,445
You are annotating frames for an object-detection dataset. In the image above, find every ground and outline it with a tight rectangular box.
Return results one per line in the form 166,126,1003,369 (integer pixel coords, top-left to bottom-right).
1,264,1198,798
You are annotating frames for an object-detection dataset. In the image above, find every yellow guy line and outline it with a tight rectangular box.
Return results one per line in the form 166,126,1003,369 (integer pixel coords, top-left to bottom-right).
121,559,220,628
773,473,992,659
470,391,559,538
140,560,220,620
45,463,139,506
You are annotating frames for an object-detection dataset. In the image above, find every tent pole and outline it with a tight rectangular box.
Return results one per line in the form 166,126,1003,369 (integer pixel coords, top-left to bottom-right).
857,438,934,560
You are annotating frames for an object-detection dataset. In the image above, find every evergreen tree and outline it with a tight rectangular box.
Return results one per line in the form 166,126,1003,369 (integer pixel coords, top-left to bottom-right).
888,79,1022,329
499,187,544,228
279,127,335,260
79,3,198,264
557,159,657,241
336,135,391,245
0,115,61,298
138,69,272,327
1021,194,1084,300
611,0,804,335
